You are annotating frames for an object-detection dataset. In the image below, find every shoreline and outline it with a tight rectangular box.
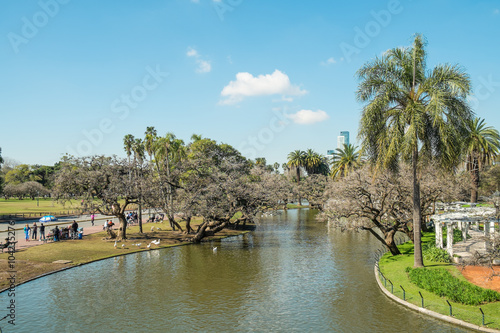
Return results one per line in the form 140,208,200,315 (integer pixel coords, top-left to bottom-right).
0,223,252,294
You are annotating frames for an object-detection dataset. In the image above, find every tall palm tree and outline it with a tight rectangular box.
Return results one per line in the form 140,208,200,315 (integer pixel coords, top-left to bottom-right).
464,117,500,203
123,134,135,165
144,126,157,163
357,34,472,267
287,150,306,205
330,143,361,179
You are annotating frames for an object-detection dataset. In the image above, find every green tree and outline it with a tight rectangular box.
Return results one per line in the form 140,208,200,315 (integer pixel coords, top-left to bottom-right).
330,143,361,179
464,117,500,203
357,34,472,267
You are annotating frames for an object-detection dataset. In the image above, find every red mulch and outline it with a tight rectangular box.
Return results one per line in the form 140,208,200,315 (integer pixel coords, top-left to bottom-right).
460,266,500,292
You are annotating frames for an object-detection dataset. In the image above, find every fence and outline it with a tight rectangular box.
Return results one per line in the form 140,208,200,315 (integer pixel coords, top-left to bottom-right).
375,260,498,330
0,211,83,220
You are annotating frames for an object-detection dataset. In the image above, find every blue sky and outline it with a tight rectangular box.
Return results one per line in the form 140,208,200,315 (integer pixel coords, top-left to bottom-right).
1,0,499,166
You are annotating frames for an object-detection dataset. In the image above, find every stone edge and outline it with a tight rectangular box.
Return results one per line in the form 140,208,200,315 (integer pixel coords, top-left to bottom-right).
374,265,500,333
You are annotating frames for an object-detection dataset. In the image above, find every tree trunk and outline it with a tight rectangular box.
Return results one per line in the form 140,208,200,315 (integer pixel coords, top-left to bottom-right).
185,216,193,233
168,215,183,232
385,230,401,255
470,156,479,203
296,167,302,206
138,199,143,233
118,214,127,240
412,148,424,267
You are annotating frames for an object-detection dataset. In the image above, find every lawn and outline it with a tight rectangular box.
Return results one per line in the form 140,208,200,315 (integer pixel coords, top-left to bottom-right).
378,232,500,329
0,198,139,216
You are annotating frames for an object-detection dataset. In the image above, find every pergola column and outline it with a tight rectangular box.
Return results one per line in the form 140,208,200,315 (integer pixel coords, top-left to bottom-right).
446,222,454,257
463,223,468,243
435,222,444,249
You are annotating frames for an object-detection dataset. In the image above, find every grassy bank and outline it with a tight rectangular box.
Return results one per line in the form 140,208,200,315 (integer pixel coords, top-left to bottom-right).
378,232,500,330
0,220,251,291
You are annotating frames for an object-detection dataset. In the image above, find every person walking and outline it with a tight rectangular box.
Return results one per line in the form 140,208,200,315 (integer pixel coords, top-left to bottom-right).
71,220,79,239
32,222,38,240
91,213,95,226
39,223,45,241
24,224,31,242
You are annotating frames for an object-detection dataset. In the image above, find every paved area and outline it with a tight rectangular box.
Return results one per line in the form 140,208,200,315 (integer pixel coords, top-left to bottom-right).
0,213,151,250
453,228,488,262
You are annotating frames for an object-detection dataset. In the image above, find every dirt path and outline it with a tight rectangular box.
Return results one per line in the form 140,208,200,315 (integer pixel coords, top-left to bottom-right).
460,266,500,292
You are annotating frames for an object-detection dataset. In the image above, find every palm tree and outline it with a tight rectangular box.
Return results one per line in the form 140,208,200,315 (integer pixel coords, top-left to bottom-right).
144,126,157,163
287,150,306,205
132,138,145,233
330,143,361,179
464,117,500,203
357,34,472,267
123,134,135,165
304,149,321,174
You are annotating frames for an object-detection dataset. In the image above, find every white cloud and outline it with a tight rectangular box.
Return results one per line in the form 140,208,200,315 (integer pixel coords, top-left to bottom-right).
186,47,198,57
321,57,345,66
186,47,211,74
286,109,329,125
220,70,307,105
196,60,211,73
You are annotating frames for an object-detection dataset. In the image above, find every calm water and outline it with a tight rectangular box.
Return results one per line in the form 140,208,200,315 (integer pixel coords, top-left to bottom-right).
1,209,469,332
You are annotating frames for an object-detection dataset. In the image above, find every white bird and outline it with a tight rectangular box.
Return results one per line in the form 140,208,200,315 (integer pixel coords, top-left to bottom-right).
121,244,125,248
147,244,151,249
213,247,217,252
151,239,160,245
114,241,117,248
156,227,161,230
136,243,141,247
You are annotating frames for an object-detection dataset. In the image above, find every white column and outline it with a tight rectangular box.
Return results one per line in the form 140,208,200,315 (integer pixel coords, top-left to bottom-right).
463,223,469,243
436,222,444,248
476,221,480,231
446,222,454,257
490,221,496,234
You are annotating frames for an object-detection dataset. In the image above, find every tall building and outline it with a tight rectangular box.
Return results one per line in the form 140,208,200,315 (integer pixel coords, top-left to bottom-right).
337,131,349,149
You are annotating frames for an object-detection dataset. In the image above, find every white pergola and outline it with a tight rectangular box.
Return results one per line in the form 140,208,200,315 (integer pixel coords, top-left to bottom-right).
431,207,498,257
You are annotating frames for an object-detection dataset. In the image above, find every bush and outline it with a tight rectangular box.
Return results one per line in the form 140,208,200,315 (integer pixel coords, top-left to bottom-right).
406,267,500,305
422,242,451,263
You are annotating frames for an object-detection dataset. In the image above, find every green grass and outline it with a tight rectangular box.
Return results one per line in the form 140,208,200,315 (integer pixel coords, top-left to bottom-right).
0,198,82,215
406,267,500,305
286,203,309,209
0,198,139,216
379,232,500,329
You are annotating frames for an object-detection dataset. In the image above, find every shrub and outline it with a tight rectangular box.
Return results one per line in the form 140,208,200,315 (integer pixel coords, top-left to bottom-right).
405,267,500,305
422,243,451,263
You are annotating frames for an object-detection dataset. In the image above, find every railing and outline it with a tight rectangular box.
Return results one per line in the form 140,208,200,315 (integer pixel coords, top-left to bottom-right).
0,210,82,220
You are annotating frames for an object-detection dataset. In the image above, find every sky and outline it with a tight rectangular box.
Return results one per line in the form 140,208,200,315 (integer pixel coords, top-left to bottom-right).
1,0,499,167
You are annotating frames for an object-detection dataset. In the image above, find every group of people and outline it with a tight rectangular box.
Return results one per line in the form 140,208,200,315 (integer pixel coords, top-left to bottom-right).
126,211,138,225
103,220,115,230
23,222,46,241
23,220,82,242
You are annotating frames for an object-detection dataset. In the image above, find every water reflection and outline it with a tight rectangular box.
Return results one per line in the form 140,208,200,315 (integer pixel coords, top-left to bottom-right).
1,209,469,333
